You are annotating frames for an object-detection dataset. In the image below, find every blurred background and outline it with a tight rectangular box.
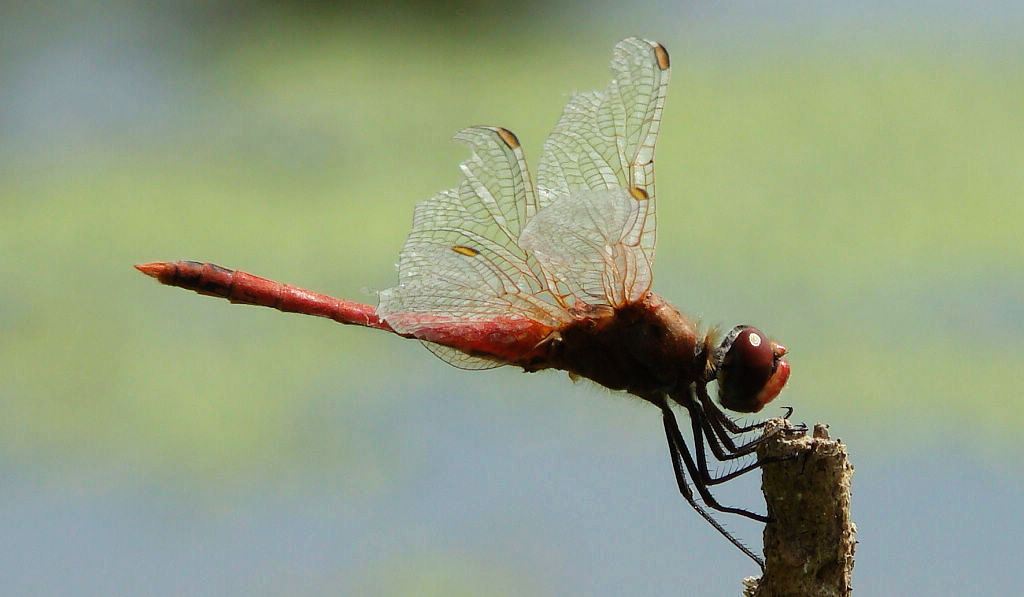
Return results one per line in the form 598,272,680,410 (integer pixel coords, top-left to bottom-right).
2,1,1022,595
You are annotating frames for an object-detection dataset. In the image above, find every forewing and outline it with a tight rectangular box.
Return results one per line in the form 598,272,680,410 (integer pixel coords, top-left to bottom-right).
534,37,670,304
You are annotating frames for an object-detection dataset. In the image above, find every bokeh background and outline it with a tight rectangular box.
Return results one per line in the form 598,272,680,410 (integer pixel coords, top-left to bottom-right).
3,1,1022,595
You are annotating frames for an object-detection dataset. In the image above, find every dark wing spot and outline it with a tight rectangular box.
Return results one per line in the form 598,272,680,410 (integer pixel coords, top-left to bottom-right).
652,43,670,70
493,127,521,149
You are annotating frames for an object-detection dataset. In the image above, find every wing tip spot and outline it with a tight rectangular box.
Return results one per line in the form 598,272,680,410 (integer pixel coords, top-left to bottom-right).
629,186,650,201
651,42,670,70
451,245,480,257
493,127,521,149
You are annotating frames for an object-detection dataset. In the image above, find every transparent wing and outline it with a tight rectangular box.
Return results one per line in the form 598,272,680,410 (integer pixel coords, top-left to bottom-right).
518,187,652,308
421,343,505,370
534,37,670,303
377,127,570,367
378,39,673,367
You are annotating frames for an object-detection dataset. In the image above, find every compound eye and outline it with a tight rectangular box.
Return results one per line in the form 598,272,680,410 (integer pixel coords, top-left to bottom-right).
716,325,788,413
728,328,774,371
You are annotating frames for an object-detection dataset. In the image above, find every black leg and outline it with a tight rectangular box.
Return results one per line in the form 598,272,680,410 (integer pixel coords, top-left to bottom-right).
686,386,799,481
692,382,794,438
682,399,773,484
661,403,772,523
676,389,760,461
660,404,766,570
695,384,770,434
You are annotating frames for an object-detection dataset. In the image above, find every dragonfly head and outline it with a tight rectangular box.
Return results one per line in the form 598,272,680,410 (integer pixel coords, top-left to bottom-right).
714,325,790,413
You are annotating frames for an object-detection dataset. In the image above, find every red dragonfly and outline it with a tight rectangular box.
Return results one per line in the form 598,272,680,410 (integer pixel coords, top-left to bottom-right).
138,38,791,569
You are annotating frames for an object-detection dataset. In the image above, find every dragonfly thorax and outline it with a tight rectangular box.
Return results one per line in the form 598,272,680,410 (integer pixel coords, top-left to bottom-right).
522,293,705,402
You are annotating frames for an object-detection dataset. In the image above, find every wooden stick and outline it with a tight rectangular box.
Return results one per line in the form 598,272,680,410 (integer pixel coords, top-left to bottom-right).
743,420,856,596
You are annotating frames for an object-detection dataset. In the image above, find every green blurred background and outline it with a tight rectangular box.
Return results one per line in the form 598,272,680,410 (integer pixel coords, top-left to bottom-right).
2,2,1021,595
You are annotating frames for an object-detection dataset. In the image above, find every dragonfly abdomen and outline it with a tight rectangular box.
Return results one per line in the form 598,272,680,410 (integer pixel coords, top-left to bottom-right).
135,261,394,332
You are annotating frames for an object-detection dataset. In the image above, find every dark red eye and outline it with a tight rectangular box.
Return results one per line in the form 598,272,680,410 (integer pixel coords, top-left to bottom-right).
715,326,790,413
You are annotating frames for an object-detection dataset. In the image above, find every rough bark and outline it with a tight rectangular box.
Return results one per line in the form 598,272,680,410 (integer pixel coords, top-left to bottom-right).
742,421,856,597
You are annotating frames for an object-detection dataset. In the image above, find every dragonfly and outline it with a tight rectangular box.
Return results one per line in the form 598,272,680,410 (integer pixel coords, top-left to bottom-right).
137,38,791,569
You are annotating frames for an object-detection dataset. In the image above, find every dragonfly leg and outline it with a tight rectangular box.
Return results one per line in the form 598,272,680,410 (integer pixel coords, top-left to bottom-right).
676,387,757,461
662,404,771,522
660,403,766,570
697,384,796,435
695,384,802,449
674,384,772,461
686,404,777,483
681,395,794,488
